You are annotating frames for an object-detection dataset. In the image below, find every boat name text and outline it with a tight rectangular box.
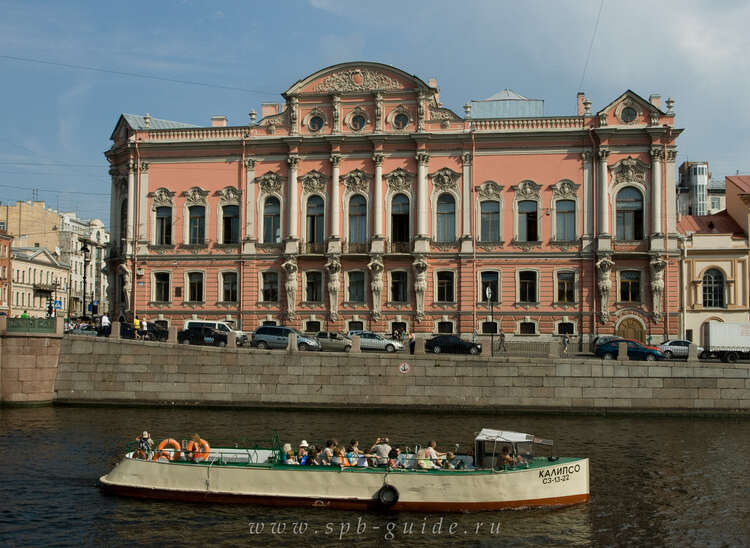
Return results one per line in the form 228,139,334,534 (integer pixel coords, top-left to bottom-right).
539,463,580,485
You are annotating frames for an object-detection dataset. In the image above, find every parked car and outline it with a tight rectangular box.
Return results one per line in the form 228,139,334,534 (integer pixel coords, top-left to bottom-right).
658,339,704,360
595,339,664,361
316,331,352,352
251,326,321,351
65,324,99,336
142,321,169,342
184,319,248,346
590,335,621,354
346,330,403,353
177,326,228,347
425,335,481,355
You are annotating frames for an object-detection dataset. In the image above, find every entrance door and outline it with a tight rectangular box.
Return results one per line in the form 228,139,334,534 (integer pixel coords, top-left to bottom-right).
617,318,644,342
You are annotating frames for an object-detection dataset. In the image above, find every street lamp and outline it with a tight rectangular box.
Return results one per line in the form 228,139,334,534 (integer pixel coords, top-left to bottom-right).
485,285,494,356
81,243,90,320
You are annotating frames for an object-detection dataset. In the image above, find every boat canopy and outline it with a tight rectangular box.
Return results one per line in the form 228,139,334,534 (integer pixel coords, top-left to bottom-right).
475,429,553,446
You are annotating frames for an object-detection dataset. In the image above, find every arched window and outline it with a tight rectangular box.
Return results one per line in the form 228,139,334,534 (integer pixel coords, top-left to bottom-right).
263,197,280,243
616,188,644,240
556,200,575,241
119,200,127,253
306,195,324,244
155,206,172,245
518,200,538,241
348,195,367,244
480,201,500,242
188,206,205,245
222,205,239,244
391,194,410,245
702,269,725,308
436,193,455,243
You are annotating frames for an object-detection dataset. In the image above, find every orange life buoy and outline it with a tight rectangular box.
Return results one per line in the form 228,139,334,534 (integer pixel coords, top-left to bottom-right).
187,438,210,461
152,438,182,461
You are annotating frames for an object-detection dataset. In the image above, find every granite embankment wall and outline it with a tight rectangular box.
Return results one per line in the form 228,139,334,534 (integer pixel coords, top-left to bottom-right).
53,337,750,415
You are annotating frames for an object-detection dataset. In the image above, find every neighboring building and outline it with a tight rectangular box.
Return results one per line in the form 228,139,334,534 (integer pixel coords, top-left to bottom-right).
11,247,69,318
0,230,12,316
677,161,726,216
676,211,749,345
1,201,110,317
707,179,725,214
105,62,682,343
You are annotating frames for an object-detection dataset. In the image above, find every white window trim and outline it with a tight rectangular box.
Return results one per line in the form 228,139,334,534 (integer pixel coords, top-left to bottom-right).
151,270,172,303
476,198,504,243
302,269,325,303
515,316,540,336
615,267,646,305
611,182,649,241
554,268,578,305
697,265,730,308
433,318,455,334
386,104,413,131
258,269,281,303
385,188,414,246
516,268,540,304
183,201,209,246
433,268,458,303
554,316,578,335
217,191,241,245
257,192,284,245
387,268,410,304
345,269,368,304
300,193,328,246
388,318,410,334
477,268,501,304
431,188,461,243
183,270,206,303
343,192,369,248
150,191,175,246
550,196,579,242
217,269,240,303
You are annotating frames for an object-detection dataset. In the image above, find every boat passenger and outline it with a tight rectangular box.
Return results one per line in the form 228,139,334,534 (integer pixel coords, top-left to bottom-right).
425,440,446,468
136,431,154,459
443,451,457,469
297,440,309,460
185,433,205,462
285,450,298,465
500,446,515,467
387,448,403,468
281,443,293,464
369,437,392,467
332,447,350,467
321,440,336,465
300,445,316,465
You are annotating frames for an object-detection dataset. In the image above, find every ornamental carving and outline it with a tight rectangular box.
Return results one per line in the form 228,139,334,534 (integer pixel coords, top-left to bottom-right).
596,255,615,324
314,68,402,93
512,180,542,200
415,152,430,166
374,92,383,131
413,255,428,322
303,107,328,132
300,170,328,194
386,168,414,192
650,146,664,161
372,153,384,166
258,108,289,128
477,181,503,201
612,156,648,185
429,104,461,121
343,169,371,193
257,171,284,195
140,162,150,172
650,256,667,323
325,254,341,321
345,106,370,132
184,187,208,206
368,254,384,320
150,188,174,207
551,180,579,200
431,167,460,191
217,186,241,205
281,255,298,321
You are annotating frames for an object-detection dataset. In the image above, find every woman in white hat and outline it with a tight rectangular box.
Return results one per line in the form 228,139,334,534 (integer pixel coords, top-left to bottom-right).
297,440,309,460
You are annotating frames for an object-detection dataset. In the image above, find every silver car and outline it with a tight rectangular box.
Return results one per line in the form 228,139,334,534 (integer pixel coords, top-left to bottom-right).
347,330,404,353
658,339,703,360
316,331,352,352
251,326,321,351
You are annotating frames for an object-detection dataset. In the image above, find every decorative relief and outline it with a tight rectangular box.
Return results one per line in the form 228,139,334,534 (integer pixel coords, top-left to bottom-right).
413,255,428,322
244,158,256,169
258,108,290,129
314,68,403,93
477,181,503,200
477,241,504,252
150,188,174,207
612,156,648,185
217,186,241,205
300,170,328,194
512,180,542,200
461,152,473,166
429,104,461,121
374,92,383,131
302,108,328,132
650,146,664,161
140,162,150,172
597,147,610,161
281,255,298,321
372,153,384,166
289,97,299,135
287,155,300,169
581,150,593,162
417,93,426,132
331,95,340,133
551,180,580,200
184,187,209,206
650,112,660,126
325,254,341,321
386,168,414,192
367,254,384,320
343,169,371,193
598,113,608,127
596,255,615,324
650,256,667,322
510,240,541,251
329,154,342,167
665,148,677,163
415,152,430,166
345,106,370,132
256,172,284,194
430,167,461,191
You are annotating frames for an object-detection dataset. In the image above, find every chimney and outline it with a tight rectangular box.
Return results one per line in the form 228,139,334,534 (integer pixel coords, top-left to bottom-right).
428,78,440,106
649,94,661,108
577,92,586,116
211,115,228,127
261,103,279,118
143,113,151,128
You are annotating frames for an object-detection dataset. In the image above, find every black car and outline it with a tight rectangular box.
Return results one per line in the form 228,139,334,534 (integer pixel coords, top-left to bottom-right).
425,335,481,355
177,326,228,347
142,322,169,342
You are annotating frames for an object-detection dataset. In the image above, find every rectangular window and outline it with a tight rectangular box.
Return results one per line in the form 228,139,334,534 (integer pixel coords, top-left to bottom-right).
481,271,499,303
222,205,240,244
155,207,172,245
348,271,365,302
391,271,408,302
620,271,641,302
437,271,454,302
481,321,497,334
556,200,575,241
348,320,364,332
306,272,322,302
262,272,278,302
262,320,277,326
519,271,537,303
222,272,238,302
437,321,453,334
520,321,536,335
174,286,182,298
518,201,538,242
189,206,205,244
154,272,170,302
305,320,321,333
188,272,203,302
557,322,574,334
557,271,575,303
480,201,500,242
711,197,720,210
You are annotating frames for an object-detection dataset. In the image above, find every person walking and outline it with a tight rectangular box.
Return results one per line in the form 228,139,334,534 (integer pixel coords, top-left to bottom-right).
498,329,507,352
561,334,570,354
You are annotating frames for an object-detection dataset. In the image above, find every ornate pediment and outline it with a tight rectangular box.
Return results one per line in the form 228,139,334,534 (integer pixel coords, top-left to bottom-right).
430,167,461,191
258,108,290,128
386,168,414,193
343,169,371,193
314,68,403,93
476,181,504,201
512,180,541,200
256,171,285,195
611,156,648,185
300,170,328,194
217,186,241,204
183,187,208,206
149,188,174,207
550,180,580,200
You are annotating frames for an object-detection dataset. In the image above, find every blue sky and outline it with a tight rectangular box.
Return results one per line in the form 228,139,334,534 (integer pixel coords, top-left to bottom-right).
1,0,748,229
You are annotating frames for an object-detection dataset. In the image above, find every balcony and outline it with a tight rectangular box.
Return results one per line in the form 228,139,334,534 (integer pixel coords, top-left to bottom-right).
343,241,368,254
302,242,326,255
386,240,411,254
33,282,59,293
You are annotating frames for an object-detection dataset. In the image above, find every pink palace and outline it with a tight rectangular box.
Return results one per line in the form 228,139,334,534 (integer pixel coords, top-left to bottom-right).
105,62,682,346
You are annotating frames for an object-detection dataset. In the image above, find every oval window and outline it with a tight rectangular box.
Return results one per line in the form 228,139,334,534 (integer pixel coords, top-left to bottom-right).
621,107,637,123
351,114,366,130
309,116,324,131
393,113,409,129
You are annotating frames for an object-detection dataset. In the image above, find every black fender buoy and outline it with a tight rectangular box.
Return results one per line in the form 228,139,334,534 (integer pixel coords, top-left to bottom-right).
377,484,399,508
548,456,559,462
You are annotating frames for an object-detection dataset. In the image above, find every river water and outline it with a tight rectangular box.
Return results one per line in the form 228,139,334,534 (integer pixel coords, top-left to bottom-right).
0,405,748,547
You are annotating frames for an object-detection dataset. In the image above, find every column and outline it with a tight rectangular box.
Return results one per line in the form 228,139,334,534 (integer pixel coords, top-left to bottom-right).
372,153,384,237
138,162,149,243
416,152,430,237
330,154,341,238
287,155,299,239
582,151,593,237
108,168,119,253
597,147,610,236
665,148,678,234
245,159,256,238
650,146,663,236
126,160,135,254
461,153,472,237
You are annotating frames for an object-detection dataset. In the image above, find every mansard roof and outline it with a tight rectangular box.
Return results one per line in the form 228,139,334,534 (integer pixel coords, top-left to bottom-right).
283,62,434,97
110,113,197,140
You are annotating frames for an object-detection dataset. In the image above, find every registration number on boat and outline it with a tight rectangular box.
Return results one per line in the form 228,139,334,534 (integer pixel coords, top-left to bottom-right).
539,463,580,485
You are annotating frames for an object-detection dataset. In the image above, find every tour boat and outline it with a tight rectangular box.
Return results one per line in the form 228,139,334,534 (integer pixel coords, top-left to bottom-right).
99,428,589,511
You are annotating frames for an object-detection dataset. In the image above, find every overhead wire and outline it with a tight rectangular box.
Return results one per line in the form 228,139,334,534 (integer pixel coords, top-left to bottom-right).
577,0,605,93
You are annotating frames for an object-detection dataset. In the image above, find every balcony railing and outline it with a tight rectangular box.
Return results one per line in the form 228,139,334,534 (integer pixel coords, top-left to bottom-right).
343,241,368,254
387,240,411,254
7,317,56,333
302,242,326,255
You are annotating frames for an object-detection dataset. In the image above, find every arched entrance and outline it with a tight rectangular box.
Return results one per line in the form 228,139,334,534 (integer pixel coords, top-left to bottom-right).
617,317,644,342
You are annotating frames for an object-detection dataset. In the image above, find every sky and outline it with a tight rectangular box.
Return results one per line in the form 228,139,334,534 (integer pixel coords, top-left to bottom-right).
1,0,749,230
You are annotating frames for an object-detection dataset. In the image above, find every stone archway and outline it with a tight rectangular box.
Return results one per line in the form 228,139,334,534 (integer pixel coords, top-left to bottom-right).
617,317,644,342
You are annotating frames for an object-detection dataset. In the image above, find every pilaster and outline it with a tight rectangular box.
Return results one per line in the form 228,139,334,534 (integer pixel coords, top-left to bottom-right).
371,152,385,254
328,153,342,254
460,152,473,253
285,154,300,254
243,158,256,254
126,160,135,255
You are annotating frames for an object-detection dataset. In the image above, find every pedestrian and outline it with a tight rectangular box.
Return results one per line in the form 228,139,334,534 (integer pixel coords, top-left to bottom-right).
498,329,507,352
21,310,29,319
561,334,570,354
409,332,416,355
100,312,111,337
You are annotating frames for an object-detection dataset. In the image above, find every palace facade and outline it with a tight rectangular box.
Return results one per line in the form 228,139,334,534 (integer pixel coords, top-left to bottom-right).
105,62,682,344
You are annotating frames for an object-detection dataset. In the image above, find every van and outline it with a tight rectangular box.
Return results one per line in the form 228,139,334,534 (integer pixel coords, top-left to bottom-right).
183,319,248,346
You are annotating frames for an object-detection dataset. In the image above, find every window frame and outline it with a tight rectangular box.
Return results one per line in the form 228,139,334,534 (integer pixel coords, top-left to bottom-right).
152,271,171,303
188,205,206,245
389,270,409,303
185,271,205,303
154,206,173,246
303,270,324,303
517,199,539,242
701,268,726,308
435,270,455,303
434,192,457,243
478,269,500,303
615,186,645,241
221,204,240,245
556,270,576,304
479,200,501,243
220,270,239,303
618,269,642,303
517,270,538,304
346,270,366,303
260,271,280,303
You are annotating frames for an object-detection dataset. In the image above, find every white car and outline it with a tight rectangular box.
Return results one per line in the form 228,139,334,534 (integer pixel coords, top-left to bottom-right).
347,330,404,352
658,339,704,360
